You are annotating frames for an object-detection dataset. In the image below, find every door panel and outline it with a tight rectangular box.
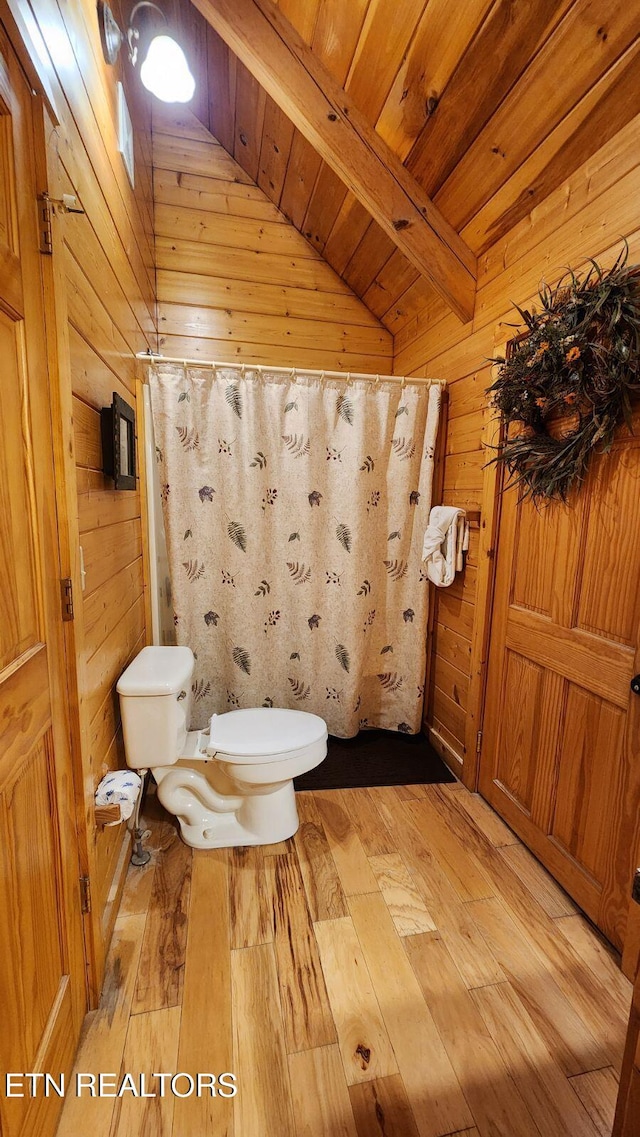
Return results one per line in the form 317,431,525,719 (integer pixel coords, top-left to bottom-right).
495,650,543,813
552,685,624,881
9,734,64,1034
481,420,640,950
511,503,558,615
0,310,39,665
0,110,14,242
577,448,640,644
0,26,85,1137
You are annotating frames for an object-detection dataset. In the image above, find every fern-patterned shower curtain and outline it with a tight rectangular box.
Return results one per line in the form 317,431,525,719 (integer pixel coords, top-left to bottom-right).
148,363,441,737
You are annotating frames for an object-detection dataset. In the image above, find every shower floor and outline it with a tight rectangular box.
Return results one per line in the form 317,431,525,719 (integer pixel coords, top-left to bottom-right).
294,728,455,791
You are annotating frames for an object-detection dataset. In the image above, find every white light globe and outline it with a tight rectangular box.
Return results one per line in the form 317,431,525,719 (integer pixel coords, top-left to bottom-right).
140,34,195,103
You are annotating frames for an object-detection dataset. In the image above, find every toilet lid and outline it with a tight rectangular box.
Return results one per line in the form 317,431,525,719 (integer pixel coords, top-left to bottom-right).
208,707,327,761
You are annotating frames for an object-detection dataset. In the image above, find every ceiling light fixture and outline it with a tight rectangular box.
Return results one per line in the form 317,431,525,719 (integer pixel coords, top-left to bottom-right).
97,0,195,104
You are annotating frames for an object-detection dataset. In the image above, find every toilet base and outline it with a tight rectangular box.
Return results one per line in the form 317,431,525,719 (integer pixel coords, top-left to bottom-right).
153,762,300,849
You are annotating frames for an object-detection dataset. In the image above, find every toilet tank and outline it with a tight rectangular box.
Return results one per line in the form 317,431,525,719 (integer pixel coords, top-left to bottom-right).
117,646,195,768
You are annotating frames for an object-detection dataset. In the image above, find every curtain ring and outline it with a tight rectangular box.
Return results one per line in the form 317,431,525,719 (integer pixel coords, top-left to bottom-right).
375,373,380,386
401,374,407,390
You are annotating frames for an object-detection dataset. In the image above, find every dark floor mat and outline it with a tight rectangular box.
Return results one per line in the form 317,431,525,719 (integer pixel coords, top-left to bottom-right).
294,728,456,790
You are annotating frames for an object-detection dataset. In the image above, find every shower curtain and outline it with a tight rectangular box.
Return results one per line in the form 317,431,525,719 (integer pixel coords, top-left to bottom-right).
148,363,441,737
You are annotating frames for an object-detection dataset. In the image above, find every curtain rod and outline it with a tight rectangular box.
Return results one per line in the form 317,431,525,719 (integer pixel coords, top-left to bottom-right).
135,351,445,387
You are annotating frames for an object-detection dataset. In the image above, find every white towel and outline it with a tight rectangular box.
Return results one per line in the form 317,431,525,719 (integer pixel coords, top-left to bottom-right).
422,506,469,587
95,770,142,824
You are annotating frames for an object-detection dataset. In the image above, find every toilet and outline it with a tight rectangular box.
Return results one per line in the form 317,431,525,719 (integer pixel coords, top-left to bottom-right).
117,645,327,849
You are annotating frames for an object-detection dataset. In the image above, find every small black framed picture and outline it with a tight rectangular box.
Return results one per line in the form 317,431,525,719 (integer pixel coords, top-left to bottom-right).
101,392,136,490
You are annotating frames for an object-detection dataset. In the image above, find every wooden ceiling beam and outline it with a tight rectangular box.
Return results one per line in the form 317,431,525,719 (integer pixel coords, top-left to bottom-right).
191,0,477,323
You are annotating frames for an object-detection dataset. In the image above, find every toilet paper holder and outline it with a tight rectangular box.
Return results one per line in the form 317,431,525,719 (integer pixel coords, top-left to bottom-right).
95,803,123,826
93,769,151,866
130,769,151,867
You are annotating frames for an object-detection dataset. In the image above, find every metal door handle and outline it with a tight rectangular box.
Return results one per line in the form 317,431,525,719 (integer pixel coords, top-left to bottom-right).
631,675,640,695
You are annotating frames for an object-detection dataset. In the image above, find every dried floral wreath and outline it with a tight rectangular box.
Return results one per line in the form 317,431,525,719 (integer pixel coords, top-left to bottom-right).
487,244,640,502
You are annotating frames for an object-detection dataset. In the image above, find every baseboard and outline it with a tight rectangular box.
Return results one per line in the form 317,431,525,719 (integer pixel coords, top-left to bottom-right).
101,829,132,949
425,723,464,781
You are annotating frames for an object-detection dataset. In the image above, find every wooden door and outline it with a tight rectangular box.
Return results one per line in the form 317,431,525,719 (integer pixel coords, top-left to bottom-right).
479,409,640,950
0,28,86,1137
613,888,640,1134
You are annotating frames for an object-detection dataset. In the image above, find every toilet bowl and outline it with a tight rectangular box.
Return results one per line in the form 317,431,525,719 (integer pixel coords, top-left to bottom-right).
117,646,327,849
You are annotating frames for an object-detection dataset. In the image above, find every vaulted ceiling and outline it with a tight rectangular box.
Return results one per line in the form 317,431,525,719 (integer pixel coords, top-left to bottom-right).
165,0,640,334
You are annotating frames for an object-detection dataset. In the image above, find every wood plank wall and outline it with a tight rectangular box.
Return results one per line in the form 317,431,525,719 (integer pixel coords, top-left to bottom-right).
153,107,393,371
22,0,156,991
393,112,640,778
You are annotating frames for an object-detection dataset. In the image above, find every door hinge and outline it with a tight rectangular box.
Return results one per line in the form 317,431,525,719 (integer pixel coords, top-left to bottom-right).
476,730,483,755
79,875,91,914
632,868,640,905
38,192,53,254
38,191,85,254
61,577,74,621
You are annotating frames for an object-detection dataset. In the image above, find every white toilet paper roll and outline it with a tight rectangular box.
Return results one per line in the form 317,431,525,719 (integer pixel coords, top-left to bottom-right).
95,770,142,825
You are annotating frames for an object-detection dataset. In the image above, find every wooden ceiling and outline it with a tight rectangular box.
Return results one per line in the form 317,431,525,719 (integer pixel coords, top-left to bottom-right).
167,0,640,335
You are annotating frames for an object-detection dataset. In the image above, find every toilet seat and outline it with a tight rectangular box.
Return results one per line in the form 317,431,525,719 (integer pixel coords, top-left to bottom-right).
207,707,327,763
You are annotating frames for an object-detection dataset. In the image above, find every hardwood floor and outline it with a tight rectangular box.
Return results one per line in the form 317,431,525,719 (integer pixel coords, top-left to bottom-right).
57,783,629,1137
